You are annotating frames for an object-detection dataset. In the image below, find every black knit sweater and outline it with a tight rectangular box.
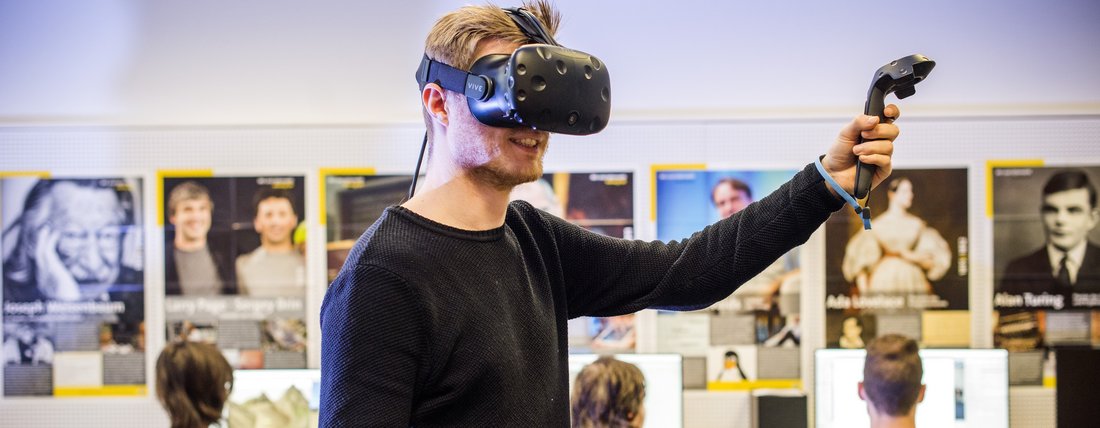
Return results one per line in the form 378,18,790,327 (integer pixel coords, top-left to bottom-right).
319,163,843,427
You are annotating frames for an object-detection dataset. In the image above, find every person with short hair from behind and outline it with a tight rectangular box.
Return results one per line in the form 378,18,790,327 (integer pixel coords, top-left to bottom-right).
571,356,646,428
156,341,233,428
859,334,925,428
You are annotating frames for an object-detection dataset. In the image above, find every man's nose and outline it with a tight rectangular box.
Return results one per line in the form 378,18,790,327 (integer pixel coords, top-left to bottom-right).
1054,209,1071,225
79,240,109,275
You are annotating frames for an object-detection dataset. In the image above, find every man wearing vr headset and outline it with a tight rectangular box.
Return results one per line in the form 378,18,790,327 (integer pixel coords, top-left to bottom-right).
319,1,900,426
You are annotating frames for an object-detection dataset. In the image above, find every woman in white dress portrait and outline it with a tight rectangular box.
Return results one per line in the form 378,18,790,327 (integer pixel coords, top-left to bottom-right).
842,177,952,295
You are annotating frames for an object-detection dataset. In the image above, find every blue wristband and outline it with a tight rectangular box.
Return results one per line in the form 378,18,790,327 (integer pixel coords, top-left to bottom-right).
814,157,871,230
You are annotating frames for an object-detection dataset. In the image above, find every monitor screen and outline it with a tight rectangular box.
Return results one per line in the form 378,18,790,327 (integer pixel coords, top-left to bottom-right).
568,353,683,428
228,369,320,428
815,349,1008,428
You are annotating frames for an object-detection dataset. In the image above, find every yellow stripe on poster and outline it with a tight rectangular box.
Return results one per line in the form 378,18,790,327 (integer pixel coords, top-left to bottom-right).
54,385,148,397
706,379,802,391
156,169,214,226
0,171,50,178
318,168,377,226
650,164,706,221
986,159,1043,218
1043,376,1056,389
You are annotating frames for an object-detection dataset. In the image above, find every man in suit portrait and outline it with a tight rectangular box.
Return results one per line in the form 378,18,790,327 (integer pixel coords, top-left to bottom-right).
999,169,1100,300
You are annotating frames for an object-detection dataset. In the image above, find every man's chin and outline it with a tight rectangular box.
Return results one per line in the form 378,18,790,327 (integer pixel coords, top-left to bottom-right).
472,165,543,190
1050,239,1081,252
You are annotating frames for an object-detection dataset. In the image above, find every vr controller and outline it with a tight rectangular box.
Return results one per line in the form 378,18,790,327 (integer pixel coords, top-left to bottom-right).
852,54,935,199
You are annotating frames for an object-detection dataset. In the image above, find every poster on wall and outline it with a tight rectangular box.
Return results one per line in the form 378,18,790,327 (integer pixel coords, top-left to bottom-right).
825,168,970,349
323,173,412,283
511,171,636,353
161,175,307,369
654,168,802,386
992,165,1100,384
2,176,146,397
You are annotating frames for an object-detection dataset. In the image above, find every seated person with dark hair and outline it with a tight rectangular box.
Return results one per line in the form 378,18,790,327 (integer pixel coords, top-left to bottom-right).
570,356,646,428
156,341,233,428
858,334,925,428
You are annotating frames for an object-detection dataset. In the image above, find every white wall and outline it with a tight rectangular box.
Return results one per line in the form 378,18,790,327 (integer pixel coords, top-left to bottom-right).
1,0,1098,126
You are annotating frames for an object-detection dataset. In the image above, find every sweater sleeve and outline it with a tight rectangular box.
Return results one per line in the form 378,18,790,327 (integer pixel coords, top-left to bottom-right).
319,264,429,427
548,163,844,317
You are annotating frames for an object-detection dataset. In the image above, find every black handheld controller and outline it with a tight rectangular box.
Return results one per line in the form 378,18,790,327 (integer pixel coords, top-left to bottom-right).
853,54,935,199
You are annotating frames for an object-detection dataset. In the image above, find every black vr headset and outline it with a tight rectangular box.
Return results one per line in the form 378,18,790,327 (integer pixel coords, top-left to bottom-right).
415,7,611,135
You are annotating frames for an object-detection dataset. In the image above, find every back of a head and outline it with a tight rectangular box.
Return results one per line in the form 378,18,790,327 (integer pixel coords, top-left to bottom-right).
862,334,923,417
571,356,646,428
156,341,234,428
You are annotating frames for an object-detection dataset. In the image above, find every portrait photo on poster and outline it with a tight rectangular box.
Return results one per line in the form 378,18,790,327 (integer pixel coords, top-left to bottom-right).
161,175,307,370
654,168,804,355
1,176,146,396
824,169,968,348
825,169,969,310
993,166,1100,311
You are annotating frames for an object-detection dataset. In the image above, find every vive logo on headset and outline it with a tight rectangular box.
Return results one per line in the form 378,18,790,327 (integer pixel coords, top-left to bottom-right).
414,7,610,135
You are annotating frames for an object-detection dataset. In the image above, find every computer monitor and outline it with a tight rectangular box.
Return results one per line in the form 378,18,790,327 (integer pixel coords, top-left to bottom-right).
228,369,321,427
814,349,1008,428
568,353,683,428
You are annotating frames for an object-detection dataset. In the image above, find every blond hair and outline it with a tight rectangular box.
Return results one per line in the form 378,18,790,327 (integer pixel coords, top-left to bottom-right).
167,181,212,217
420,1,561,137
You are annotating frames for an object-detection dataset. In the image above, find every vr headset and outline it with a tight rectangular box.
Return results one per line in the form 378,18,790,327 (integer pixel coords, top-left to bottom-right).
415,7,611,135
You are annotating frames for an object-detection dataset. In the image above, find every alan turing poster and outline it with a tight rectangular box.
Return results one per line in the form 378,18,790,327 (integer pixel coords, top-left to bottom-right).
992,165,1100,384
161,175,307,369
2,176,146,396
655,168,802,386
825,168,970,348
511,171,637,353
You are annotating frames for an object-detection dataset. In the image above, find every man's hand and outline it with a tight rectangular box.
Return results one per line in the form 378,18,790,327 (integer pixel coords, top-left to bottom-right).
35,226,82,301
822,104,901,196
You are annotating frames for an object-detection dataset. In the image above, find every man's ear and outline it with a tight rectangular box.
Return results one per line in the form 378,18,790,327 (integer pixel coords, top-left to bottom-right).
858,382,867,401
917,384,926,403
422,83,449,126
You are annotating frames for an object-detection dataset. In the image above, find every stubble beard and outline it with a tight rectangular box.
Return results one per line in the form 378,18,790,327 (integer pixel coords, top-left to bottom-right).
469,155,544,191
455,136,546,191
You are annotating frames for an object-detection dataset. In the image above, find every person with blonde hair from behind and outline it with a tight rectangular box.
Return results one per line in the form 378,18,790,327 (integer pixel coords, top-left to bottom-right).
156,341,234,428
859,334,925,428
571,356,646,428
